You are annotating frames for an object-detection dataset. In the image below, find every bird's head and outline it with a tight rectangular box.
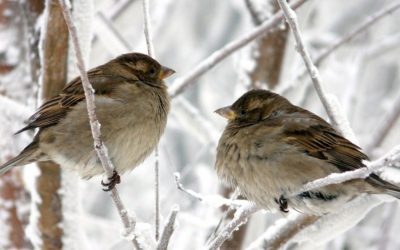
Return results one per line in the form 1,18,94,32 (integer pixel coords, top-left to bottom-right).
215,89,290,125
114,53,175,87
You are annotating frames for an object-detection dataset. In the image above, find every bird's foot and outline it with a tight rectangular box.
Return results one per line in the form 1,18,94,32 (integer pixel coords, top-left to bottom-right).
277,195,289,213
101,170,121,191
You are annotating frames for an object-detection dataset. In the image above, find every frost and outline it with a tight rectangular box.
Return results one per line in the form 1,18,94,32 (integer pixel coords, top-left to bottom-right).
325,94,358,143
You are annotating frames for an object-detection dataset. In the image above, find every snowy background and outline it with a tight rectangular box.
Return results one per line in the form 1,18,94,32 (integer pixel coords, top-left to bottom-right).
1,0,400,249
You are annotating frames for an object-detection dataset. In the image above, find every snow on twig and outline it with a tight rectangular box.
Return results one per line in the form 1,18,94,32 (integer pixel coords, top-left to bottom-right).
174,173,250,208
57,0,143,248
142,0,155,57
291,144,400,198
314,1,400,66
205,203,258,250
246,213,319,250
277,0,342,131
169,0,307,98
365,91,400,153
277,2,400,96
141,0,163,242
156,205,179,250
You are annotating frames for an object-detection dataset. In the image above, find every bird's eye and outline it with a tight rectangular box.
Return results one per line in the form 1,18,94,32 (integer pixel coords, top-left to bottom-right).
148,67,157,76
239,109,246,116
270,111,278,117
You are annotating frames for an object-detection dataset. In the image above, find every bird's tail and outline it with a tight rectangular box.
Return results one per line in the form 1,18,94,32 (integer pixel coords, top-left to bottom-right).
0,142,39,175
367,173,400,199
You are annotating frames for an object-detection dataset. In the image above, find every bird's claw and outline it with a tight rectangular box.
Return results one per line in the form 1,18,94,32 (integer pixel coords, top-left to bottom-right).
277,195,289,213
101,170,121,191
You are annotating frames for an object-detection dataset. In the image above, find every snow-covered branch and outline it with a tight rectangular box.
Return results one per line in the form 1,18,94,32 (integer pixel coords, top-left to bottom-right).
57,0,142,247
365,91,400,153
291,144,400,198
156,205,179,250
142,0,155,57
314,1,400,66
246,214,319,250
174,173,250,208
206,204,258,250
278,2,400,96
277,0,341,131
169,0,307,98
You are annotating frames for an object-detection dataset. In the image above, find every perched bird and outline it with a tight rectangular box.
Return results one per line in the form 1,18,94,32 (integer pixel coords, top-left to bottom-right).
0,53,175,190
215,89,400,214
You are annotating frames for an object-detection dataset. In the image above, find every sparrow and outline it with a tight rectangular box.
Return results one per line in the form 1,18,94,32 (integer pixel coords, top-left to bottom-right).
0,53,175,190
215,89,400,215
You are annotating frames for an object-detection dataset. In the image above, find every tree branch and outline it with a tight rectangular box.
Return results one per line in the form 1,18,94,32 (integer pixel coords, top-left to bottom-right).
169,0,307,98
277,0,342,130
57,0,141,247
291,144,400,198
156,205,179,250
314,1,400,66
206,204,259,250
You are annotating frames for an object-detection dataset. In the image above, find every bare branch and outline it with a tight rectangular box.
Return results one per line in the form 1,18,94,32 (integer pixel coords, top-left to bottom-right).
57,0,142,247
169,0,307,98
291,144,400,198
206,204,259,250
156,205,180,250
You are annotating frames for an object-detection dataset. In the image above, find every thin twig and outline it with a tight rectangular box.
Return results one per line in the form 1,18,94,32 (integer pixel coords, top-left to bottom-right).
246,214,319,250
278,2,400,96
365,92,400,153
142,0,155,57
291,144,400,198
174,173,250,208
314,1,400,66
169,0,307,98
277,0,341,130
57,0,141,248
156,205,180,250
206,204,259,250
141,0,160,241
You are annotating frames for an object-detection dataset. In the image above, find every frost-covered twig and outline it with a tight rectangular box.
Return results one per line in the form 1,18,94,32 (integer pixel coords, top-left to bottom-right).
277,0,341,130
365,92,400,153
206,204,258,250
291,144,400,198
278,3,400,96
142,0,155,57
314,1,400,66
174,173,250,208
58,0,141,247
169,0,307,98
156,205,179,250
141,0,161,241
246,214,319,250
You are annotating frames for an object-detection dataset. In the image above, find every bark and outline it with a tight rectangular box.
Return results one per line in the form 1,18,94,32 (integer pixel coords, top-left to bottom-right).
247,1,289,89
36,0,69,249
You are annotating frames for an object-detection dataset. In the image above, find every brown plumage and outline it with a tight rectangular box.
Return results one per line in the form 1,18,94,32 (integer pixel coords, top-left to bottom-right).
0,53,174,182
215,89,400,214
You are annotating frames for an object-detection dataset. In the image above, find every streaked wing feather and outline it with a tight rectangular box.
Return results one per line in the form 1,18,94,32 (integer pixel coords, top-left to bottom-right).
16,69,128,133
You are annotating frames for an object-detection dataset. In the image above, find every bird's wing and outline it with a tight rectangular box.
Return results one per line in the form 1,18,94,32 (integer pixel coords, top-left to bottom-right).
16,68,129,133
280,113,368,171
280,111,400,193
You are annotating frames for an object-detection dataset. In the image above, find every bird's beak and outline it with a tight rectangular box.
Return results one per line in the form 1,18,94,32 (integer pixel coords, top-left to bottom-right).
214,106,236,120
159,66,176,80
